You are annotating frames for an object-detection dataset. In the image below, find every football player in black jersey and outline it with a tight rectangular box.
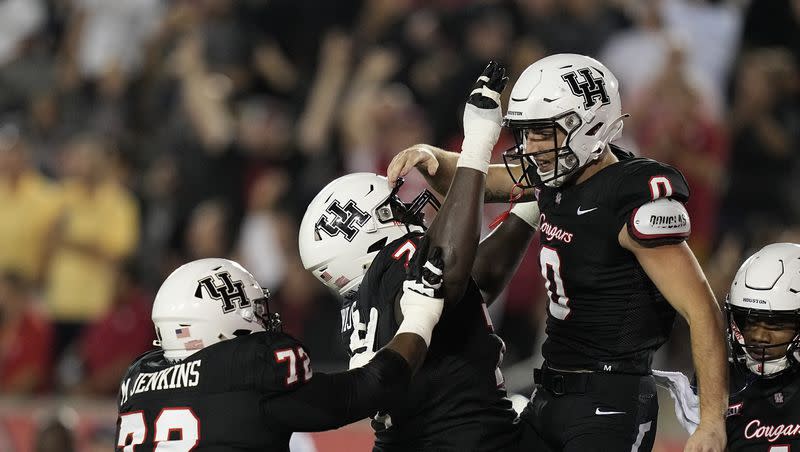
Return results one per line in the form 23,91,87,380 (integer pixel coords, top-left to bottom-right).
388,53,728,451
656,243,800,451
115,254,447,452
299,63,538,451
725,243,800,450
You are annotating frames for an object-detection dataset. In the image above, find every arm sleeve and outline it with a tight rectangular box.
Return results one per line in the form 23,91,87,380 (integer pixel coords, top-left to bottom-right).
261,348,411,432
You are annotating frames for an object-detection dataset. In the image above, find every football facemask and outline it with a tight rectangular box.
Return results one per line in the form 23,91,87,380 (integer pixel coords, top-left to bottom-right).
728,304,800,378
502,113,585,188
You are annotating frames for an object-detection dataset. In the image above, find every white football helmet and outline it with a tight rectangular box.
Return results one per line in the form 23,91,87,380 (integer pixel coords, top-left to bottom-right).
502,53,626,188
152,258,278,361
299,173,439,297
727,243,800,377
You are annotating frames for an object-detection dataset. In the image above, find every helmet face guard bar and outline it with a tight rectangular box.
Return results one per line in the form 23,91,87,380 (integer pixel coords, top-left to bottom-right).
502,112,582,189
727,304,800,378
377,177,441,228
254,288,282,332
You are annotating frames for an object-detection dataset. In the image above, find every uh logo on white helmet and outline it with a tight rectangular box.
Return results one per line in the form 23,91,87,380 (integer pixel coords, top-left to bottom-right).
502,53,627,188
299,173,439,297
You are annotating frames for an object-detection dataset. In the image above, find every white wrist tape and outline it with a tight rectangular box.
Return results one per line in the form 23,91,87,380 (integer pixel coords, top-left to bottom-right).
510,201,541,229
458,102,501,174
395,285,444,347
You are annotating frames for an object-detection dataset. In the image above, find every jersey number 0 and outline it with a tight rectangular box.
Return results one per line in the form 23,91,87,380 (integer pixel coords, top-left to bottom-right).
540,246,570,320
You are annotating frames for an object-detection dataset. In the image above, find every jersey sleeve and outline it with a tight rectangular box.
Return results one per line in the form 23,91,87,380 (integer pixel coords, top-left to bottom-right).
261,348,411,432
613,160,691,246
232,332,314,397
354,234,421,356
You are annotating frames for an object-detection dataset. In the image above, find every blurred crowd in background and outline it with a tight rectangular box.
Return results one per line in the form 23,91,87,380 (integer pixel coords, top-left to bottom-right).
0,0,798,446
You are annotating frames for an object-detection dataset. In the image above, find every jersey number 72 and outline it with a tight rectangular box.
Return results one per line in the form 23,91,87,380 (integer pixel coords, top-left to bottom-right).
117,407,199,451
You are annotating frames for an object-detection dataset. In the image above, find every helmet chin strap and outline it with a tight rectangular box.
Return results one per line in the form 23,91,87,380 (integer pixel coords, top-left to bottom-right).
746,353,790,376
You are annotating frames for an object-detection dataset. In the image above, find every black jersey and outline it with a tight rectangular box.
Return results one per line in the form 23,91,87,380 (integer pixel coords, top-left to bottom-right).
534,146,690,374
348,232,518,451
727,363,800,451
116,330,412,451
116,332,310,451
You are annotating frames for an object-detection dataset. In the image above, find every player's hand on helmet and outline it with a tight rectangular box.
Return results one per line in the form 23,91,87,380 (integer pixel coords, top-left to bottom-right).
387,144,440,187
460,60,509,173
683,421,726,452
396,237,445,346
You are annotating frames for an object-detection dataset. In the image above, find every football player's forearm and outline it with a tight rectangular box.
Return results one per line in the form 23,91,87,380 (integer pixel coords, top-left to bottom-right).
384,332,428,373
630,240,729,425
263,349,411,432
416,145,533,203
425,168,485,304
473,214,536,306
689,306,729,428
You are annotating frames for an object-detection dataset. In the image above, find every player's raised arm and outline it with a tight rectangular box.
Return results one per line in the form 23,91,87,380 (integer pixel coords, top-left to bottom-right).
472,201,539,306
420,61,508,305
620,230,727,452
262,246,446,431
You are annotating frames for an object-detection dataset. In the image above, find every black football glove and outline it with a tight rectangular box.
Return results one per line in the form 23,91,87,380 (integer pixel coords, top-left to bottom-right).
404,237,444,299
461,61,510,171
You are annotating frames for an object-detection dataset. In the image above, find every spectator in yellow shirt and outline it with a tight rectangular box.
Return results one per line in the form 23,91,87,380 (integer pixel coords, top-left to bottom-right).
45,134,139,354
0,130,62,284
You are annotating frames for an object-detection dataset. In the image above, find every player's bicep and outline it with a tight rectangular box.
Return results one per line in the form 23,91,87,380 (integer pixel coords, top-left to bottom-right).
621,234,711,320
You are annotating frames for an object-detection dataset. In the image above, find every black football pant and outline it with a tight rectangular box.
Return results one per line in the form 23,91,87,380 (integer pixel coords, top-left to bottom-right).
516,368,659,452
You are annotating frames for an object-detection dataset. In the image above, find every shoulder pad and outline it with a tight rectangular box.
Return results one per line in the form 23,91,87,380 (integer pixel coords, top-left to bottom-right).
628,198,690,247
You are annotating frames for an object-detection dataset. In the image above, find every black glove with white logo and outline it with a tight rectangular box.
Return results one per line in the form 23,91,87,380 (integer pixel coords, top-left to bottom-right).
460,60,509,173
396,238,445,346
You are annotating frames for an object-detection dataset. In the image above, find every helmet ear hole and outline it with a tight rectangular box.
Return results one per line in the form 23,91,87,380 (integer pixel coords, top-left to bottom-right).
586,122,603,136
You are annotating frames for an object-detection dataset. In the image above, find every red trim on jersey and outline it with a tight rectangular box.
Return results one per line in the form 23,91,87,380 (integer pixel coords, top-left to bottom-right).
391,239,417,268
118,410,146,450
541,245,571,320
648,175,673,200
297,347,313,382
274,348,298,387
153,407,200,451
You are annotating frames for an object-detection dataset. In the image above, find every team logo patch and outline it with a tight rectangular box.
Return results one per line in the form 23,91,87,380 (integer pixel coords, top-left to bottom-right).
561,68,610,110
195,271,251,313
315,200,370,242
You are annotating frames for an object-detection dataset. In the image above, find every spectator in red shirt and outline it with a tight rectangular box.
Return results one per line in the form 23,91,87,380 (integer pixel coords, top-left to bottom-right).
0,271,53,394
70,263,154,396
